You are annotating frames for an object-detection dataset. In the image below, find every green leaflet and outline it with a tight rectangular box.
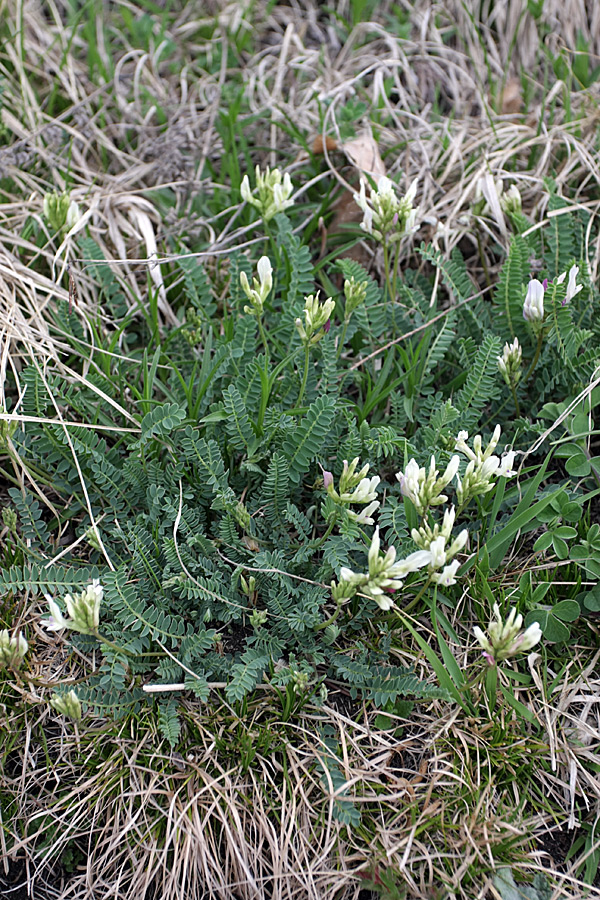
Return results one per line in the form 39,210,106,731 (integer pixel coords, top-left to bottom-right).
281,394,336,483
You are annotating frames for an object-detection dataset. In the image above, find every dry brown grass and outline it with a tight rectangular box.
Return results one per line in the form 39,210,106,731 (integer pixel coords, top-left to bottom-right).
1,1,600,898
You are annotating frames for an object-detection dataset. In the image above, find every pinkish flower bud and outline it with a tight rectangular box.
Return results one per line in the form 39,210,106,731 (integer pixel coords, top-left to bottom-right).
320,465,334,489
324,319,331,333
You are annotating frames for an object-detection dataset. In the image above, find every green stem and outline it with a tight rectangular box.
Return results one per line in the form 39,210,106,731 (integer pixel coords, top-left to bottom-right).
297,342,310,407
382,241,394,306
94,631,136,658
315,598,345,631
402,577,432,615
337,318,349,361
256,315,270,365
510,381,521,419
476,226,492,289
524,332,543,384
391,243,401,305
262,220,281,268
310,513,338,551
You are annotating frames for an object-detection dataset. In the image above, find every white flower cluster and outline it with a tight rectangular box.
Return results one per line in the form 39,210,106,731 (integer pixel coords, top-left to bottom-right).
353,175,419,245
474,603,542,664
240,165,294,222
411,506,468,587
499,184,522,216
240,256,273,315
455,426,516,507
497,337,522,387
43,579,103,636
334,527,431,610
295,292,335,346
324,458,380,525
395,455,459,517
42,191,80,234
0,629,28,668
327,426,517,614
50,689,82,721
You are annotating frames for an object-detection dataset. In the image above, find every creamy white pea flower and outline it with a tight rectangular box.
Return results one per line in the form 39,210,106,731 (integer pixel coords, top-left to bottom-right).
497,337,522,387
0,630,28,668
565,265,583,303
455,427,516,507
431,560,460,586
43,579,103,636
347,500,380,526
523,279,545,326
241,166,294,221
50,689,82,722
335,528,431,610
474,603,542,664
396,455,459,516
354,175,420,245
240,256,273,315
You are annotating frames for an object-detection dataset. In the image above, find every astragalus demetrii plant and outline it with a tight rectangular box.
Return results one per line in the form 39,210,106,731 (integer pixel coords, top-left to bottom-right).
3,1,600,897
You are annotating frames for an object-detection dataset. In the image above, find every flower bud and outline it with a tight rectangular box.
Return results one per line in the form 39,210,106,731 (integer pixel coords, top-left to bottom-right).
50,689,82,721
497,337,522,387
0,630,28,668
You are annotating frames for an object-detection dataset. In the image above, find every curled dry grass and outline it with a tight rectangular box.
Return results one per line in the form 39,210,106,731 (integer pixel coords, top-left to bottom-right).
1,0,600,897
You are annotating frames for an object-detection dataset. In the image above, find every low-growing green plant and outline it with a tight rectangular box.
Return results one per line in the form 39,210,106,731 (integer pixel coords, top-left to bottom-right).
1,161,599,750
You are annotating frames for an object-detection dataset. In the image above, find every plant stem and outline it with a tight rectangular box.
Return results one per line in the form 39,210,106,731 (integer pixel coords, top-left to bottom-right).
337,318,349,361
95,631,136,657
476,226,492,288
297,342,310,406
402,577,432,614
256,316,270,365
315,598,345,631
311,513,338,551
524,332,543,384
510,382,521,418
382,241,394,307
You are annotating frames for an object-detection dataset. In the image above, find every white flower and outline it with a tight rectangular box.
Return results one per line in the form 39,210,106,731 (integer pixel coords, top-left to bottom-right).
347,500,380,525
353,176,420,245
349,476,380,504
241,166,294,221
0,629,28,667
334,529,431,610
498,450,517,477
43,579,103,636
240,256,273,315
429,536,447,569
396,458,423,507
240,174,252,204
523,279,545,323
431,560,460,586
565,265,583,304
42,598,70,631
474,603,542,663
65,200,81,231
50,689,82,721
500,184,522,216
497,337,522,386
295,292,335,345
396,454,459,516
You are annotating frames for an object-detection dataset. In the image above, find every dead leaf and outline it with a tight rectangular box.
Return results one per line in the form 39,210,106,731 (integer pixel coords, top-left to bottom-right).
339,131,386,180
501,78,523,115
